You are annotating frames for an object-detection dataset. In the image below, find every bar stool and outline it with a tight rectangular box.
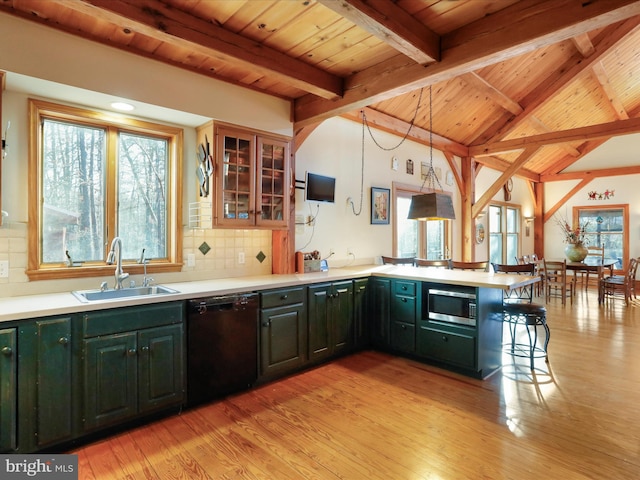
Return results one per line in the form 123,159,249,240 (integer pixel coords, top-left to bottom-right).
492,263,550,369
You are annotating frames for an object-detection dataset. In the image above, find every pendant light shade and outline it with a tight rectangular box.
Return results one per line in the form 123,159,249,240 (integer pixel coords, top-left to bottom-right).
407,192,456,220
408,85,455,221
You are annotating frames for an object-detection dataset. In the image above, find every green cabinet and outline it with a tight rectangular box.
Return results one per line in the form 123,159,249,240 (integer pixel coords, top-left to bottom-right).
369,277,391,347
0,328,17,452
353,279,369,348
259,287,307,380
390,280,419,353
417,284,503,378
308,280,354,363
82,302,185,431
16,316,78,453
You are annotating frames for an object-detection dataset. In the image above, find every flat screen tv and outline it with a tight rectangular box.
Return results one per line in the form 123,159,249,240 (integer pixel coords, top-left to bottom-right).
305,172,335,203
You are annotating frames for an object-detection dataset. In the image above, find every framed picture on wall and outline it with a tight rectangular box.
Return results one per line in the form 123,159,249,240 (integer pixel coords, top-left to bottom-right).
371,187,390,224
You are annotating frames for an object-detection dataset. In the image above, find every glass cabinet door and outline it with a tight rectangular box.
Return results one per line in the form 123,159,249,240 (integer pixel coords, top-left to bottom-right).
257,137,290,227
217,127,255,226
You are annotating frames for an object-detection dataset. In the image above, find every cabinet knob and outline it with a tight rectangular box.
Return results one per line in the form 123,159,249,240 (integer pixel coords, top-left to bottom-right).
58,337,69,345
127,348,137,356
402,297,408,302
402,285,407,290
1,346,12,356
262,321,271,327
141,346,150,353
281,294,288,300
442,336,448,342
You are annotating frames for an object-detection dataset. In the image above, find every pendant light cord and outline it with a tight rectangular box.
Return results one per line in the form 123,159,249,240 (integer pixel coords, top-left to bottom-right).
349,89,424,215
419,85,443,193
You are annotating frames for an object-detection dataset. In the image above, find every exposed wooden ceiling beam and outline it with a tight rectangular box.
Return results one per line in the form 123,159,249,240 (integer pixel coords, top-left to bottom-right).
55,0,343,100
572,33,596,56
294,0,640,128
461,73,523,116
340,107,469,158
473,155,540,183
472,147,540,218
592,61,630,120
541,138,608,175
316,0,440,64
470,116,640,157
481,17,640,144
541,164,640,182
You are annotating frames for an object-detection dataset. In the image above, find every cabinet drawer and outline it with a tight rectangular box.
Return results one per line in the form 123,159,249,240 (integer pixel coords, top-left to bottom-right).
261,287,305,309
419,326,476,369
392,294,416,324
394,281,416,296
83,302,184,337
390,322,415,353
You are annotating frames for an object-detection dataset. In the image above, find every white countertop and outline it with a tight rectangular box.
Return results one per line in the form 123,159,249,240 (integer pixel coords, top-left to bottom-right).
0,265,536,323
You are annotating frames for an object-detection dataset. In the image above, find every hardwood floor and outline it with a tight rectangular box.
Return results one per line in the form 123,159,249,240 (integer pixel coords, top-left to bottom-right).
71,288,640,479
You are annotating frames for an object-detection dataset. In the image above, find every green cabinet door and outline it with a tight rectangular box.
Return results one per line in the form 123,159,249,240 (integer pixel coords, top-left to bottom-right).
260,303,307,378
35,317,73,447
369,278,391,347
308,281,354,362
353,279,369,348
308,283,331,362
332,281,354,356
0,328,17,452
138,324,184,414
84,332,137,431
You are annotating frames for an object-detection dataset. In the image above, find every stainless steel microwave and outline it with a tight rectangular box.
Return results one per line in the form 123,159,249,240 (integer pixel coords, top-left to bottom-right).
427,288,477,327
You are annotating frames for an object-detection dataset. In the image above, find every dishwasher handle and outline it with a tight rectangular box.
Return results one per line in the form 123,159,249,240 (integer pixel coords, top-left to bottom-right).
189,293,257,314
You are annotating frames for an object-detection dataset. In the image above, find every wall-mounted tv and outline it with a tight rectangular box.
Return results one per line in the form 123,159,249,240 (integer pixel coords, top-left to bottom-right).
305,172,336,203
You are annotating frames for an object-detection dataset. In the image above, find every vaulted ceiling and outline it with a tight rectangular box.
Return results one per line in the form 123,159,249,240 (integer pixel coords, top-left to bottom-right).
3,0,640,199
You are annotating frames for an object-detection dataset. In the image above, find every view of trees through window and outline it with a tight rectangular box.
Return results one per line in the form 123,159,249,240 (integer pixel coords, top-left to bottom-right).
41,119,168,264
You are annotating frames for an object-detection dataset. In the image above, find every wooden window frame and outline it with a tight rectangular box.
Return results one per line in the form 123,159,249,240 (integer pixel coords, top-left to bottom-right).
27,99,183,281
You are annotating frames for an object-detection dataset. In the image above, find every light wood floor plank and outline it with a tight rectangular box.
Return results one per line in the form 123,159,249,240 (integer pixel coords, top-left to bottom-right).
71,289,640,479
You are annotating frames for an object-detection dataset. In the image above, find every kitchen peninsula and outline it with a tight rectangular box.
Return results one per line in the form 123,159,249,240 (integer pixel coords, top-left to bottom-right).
0,265,536,454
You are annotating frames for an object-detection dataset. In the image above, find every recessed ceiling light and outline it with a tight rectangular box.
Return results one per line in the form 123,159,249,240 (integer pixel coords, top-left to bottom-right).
111,102,134,111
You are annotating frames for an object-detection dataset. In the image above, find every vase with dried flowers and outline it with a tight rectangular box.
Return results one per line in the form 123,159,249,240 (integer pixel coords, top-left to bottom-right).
556,216,590,262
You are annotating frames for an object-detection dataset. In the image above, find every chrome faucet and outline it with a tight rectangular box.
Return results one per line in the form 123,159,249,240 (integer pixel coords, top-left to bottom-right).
139,248,153,287
106,237,129,289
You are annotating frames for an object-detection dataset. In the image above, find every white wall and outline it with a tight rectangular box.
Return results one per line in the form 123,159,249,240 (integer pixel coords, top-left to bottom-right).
295,117,460,266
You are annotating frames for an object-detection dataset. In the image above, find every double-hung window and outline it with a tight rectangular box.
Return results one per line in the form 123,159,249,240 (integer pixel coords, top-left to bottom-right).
28,99,183,280
393,183,450,259
575,205,628,270
489,204,520,265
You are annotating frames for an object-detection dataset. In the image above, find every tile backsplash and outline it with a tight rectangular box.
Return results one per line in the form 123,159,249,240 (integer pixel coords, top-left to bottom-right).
0,221,272,298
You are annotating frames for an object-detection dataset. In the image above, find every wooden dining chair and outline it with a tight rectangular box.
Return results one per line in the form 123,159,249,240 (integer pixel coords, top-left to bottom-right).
415,258,451,268
544,259,573,305
578,243,605,290
450,261,488,271
601,257,639,305
381,256,415,266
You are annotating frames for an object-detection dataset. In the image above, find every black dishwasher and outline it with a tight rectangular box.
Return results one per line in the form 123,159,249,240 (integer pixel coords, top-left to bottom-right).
187,293,258,407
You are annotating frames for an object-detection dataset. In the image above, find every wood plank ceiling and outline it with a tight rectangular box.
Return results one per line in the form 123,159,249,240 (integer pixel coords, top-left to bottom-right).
3,0,640,200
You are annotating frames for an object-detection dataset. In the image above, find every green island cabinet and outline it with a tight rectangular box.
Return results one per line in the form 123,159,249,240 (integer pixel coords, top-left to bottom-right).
0,327,17,452
82,302,185,431
259,286,308,380
390,279,420,354
307,280,354,363
417,283,503,378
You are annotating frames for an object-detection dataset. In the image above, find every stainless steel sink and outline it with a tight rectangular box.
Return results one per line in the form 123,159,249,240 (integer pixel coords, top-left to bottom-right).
72,285,179,303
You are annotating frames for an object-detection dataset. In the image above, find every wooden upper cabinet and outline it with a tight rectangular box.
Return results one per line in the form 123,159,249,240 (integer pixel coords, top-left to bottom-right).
197,121,291,229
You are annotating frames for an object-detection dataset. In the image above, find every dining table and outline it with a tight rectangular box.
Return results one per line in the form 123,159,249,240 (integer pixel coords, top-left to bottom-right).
564,257,618,303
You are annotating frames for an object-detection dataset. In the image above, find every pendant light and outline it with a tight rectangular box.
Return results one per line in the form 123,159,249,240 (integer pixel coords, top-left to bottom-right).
407,85,455,221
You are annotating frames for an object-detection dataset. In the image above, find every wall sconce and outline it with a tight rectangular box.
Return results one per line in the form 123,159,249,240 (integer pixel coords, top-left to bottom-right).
2,121,10,159
524,217,534,237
